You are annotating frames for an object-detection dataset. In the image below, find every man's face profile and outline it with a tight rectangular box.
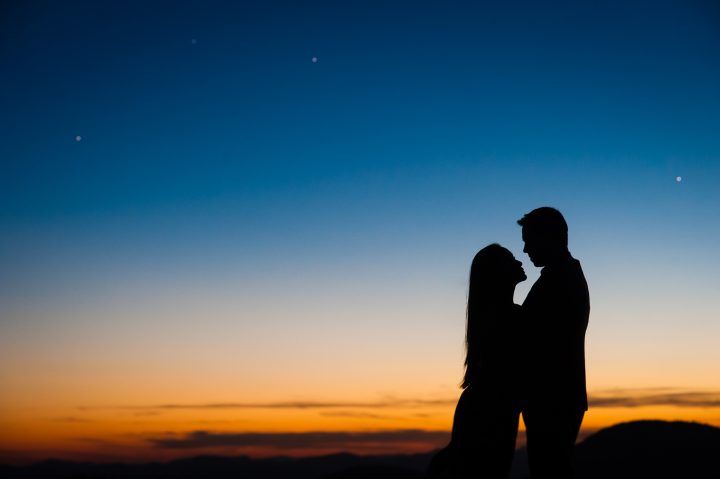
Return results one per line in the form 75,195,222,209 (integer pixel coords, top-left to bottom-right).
522,227,549,267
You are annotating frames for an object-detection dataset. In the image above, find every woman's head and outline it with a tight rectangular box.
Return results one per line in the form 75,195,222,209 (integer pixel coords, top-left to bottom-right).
469,243,526,293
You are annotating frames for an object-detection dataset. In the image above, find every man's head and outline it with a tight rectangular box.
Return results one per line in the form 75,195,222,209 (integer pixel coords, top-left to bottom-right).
517,207,568,267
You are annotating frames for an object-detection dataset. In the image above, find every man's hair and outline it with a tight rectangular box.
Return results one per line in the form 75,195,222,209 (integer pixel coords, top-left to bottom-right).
517,207,568,246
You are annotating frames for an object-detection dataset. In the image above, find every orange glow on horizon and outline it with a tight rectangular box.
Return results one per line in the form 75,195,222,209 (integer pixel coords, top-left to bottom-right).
3,392,719,465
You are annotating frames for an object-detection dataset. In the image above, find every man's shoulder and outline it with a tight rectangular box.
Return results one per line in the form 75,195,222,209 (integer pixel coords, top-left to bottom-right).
551,256,586,278
536,257,589,297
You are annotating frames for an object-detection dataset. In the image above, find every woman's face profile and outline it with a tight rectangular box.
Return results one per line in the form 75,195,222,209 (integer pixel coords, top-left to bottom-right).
473,245,526,288
497,248,527,285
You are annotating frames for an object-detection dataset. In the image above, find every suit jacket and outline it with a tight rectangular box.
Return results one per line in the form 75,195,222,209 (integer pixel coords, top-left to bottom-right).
522,254,589,411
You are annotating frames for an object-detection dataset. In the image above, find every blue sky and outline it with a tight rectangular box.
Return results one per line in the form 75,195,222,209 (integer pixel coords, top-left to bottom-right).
3,0,719,283
2,0,719,313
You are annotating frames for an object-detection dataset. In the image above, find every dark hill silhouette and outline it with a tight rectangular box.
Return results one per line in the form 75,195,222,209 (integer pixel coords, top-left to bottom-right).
574,420,720,479
2,420,718,478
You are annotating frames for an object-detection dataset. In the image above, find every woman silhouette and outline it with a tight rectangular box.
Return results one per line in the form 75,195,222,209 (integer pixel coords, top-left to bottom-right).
428,244,527,478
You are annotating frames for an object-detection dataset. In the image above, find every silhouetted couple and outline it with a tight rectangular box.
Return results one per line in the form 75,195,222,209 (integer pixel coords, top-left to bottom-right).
428,207,590,479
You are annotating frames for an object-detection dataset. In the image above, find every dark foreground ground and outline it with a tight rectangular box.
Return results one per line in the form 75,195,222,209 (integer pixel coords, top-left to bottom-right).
2,420,719,479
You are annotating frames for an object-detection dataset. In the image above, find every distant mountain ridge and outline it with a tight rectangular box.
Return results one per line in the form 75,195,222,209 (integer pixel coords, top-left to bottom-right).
0,452,432,479
2,420,718,479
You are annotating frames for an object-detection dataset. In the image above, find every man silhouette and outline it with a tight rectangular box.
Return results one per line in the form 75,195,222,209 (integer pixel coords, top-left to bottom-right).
518,207,589,479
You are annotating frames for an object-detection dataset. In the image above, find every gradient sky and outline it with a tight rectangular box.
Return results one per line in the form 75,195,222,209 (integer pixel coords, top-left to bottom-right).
1,0,720,464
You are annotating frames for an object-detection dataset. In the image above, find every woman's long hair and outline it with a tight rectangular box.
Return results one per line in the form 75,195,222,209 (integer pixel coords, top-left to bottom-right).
461,243,508,389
